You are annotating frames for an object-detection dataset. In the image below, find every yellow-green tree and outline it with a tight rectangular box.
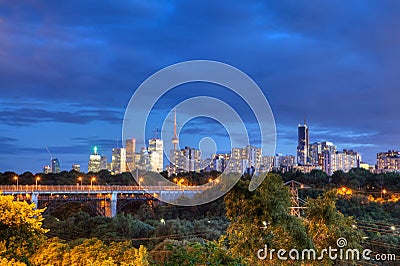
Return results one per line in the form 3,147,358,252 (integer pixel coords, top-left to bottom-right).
225,174,312,265
304,190,364,265
0,194,48,264
59,238,150,266
29,238,68,266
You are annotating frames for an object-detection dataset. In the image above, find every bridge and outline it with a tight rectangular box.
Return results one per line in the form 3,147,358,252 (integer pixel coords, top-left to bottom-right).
0,185,207,217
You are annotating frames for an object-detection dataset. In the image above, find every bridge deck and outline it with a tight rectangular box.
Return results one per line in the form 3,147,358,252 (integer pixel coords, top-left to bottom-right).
0,185,208,194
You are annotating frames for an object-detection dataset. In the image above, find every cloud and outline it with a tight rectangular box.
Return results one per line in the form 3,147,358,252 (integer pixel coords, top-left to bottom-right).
1,0,400,170
0,107,122,126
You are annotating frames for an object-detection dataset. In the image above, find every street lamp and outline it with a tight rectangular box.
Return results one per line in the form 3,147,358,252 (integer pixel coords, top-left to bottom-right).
381,189,387,199
139,177,144,189
78,176,83,186
35,176,40,190
14,176,18,189
91,176,96,189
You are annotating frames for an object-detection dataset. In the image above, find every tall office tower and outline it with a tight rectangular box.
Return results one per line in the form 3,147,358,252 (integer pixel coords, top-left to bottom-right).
377,150,400,172
88,146,101,172
323,149,361,175
148,138,163,172
139,147,151,171
100,155,108,170
111,147,126,174
297,120,310,165
51,158,61,173
125,138,136,171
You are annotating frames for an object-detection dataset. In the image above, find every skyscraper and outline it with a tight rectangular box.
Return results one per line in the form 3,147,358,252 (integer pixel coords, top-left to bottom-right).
111,147,126,174
88,146,101,173
148,138,163,172
297,120,310,165
51,158,61,173
310,141,336,167
125,138,136,171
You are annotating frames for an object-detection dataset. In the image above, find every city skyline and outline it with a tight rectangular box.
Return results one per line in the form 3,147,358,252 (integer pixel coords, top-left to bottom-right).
36,115,384,175
1,1,400,172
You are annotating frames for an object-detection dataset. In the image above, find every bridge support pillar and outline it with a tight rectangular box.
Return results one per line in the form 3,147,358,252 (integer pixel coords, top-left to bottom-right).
111,192,117,217
31,192,38,208
104,192,118,218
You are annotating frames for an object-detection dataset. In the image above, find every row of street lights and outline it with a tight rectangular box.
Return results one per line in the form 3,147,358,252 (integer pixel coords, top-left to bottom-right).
13,175,97,190
13,175,40,190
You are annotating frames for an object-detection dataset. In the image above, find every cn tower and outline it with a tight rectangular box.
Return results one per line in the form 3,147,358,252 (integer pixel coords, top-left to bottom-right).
171,109,179,150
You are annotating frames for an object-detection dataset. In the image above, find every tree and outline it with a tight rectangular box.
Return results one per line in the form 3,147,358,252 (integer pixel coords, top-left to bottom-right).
224,174,313,265
29,238,68,266
0,194,48,264
155,238,245,266
61,238,150,266
304,190,364,265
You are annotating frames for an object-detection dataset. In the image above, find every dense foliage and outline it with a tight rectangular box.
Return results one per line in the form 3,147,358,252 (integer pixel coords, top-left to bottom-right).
1,168,399,265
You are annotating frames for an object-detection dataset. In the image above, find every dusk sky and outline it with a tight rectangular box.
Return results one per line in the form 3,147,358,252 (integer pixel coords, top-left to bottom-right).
1,1,400,173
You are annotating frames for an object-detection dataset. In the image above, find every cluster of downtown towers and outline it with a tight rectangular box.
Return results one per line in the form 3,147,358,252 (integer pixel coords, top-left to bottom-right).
78,116,398,176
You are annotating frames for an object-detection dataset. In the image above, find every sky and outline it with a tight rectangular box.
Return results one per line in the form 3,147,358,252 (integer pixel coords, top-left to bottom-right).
1,0,400,173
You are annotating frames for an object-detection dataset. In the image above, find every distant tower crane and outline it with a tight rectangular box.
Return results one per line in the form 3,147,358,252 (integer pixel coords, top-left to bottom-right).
45,146,53,172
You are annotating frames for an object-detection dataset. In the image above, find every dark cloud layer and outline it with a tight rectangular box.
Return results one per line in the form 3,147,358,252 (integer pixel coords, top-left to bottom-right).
0,107,122,126
0,1,399,172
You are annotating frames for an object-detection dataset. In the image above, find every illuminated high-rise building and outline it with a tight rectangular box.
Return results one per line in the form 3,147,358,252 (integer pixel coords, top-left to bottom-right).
211,153,231,172
148,138,163,172
323,149,361,175
111,147,126,174
43,165,51,174
100,156,108,170
377,150,400,172
226,145,261,174
297,120,310,165
310,141,336,169
88,146,101,173
72,164,81,172
125,138,136,171
51,158,61,173
171,146,202,173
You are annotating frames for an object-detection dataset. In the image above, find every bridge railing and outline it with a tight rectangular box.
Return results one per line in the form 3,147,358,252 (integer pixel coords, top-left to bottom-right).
0,184,209,193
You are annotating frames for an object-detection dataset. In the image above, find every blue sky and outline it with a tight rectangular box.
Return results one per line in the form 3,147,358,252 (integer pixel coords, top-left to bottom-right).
1,1,400,173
